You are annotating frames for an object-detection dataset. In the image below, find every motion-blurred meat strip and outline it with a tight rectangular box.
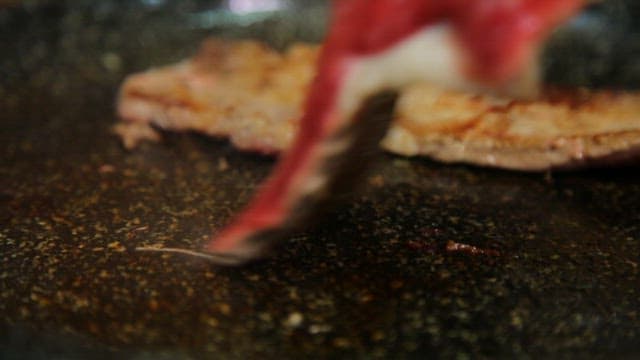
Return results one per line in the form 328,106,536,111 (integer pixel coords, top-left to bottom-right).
116,39,640,171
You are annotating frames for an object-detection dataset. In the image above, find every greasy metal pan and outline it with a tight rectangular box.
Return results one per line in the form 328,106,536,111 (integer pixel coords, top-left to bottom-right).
1,0,639,358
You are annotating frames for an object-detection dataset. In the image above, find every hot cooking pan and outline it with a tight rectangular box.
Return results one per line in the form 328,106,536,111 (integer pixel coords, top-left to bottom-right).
1,0,639,358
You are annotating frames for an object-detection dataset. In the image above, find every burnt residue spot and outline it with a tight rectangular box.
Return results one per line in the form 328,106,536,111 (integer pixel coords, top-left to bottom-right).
0,191,13,202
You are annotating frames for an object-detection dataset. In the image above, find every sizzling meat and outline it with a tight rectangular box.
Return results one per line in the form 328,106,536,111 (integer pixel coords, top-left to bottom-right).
117,39,640,171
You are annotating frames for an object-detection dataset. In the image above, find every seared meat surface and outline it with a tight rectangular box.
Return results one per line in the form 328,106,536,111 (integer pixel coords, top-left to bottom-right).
117,39,640,171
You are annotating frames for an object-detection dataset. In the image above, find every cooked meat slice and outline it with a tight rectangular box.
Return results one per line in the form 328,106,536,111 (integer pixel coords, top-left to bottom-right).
116,38,640,171
116,39,314,154
390,85,640,170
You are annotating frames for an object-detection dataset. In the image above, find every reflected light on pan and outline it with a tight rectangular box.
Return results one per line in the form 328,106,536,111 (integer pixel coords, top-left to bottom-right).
227,0,285,14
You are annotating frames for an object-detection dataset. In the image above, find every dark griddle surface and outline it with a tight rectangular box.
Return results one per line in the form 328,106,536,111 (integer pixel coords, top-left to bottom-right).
1,1,639,358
